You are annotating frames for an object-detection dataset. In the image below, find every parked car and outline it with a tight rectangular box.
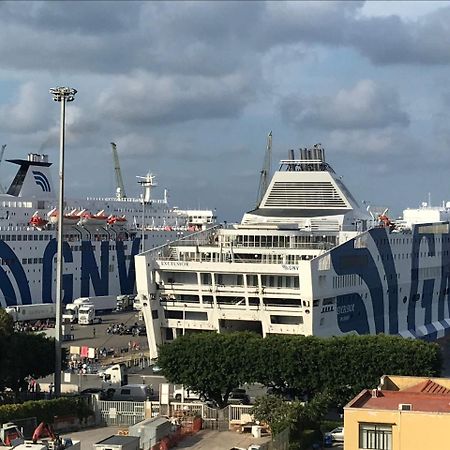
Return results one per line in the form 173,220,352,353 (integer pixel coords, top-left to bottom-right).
325,426,344,443
112,384,154,402
227,388,250,405
80,388,108,399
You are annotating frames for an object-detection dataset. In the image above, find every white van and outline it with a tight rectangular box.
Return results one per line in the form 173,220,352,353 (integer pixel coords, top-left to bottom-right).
173,385,205,402
112,384,153,402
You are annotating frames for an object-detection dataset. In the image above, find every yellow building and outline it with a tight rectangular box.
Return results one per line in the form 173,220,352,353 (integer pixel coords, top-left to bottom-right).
344,375,450,450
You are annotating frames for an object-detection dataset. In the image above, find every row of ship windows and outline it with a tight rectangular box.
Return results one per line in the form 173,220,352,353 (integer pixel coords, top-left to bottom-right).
164,273,300,289
377,251,450,261
318,287,450,307
332,275,364,289
163,309,303,325
333,267,442,288
0,234,51,241
0,267,121,277
1,254,132,267
231,235,337,247
374,237,450,246
161,295,305,308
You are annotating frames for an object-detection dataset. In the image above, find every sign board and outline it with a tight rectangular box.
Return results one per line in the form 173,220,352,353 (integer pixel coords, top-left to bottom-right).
160,383,170,405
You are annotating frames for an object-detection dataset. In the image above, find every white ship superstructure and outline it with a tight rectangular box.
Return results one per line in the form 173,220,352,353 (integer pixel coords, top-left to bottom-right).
0,152,215,307
136,144,450,357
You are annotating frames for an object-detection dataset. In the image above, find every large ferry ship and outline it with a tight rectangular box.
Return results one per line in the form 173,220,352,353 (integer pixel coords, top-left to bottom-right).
136,144,450,357
0,152,215,307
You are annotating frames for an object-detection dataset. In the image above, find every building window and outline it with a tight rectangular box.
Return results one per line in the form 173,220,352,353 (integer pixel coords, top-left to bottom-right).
359,423,392,450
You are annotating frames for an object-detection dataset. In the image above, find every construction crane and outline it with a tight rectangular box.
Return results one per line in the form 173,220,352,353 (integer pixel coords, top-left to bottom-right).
256,131,272,207
0,144,6,194
110,142,127,199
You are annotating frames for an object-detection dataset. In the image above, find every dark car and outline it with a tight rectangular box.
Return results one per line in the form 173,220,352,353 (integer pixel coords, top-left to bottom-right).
79,388,108,399
228,389,250,405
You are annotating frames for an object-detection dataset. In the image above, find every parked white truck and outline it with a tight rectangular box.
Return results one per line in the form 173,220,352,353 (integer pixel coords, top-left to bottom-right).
62,297,92,323
63,295,117,323
78,304,103,325
5,303,56,322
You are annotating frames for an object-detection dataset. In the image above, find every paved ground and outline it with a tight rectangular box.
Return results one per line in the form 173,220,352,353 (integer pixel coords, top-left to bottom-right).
63,427,270,450
62,426,120,450
62,310,149,356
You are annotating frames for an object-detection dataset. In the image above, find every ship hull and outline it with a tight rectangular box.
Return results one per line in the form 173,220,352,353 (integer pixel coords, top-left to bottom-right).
0,229,181,306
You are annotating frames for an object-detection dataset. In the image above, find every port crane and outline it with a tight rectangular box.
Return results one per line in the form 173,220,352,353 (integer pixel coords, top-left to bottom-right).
0,144,6,194
256,132,272,207
110,142,127,199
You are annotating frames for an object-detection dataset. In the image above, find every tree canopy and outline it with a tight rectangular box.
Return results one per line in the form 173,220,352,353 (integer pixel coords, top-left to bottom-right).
0,308,56,392
158,331,442,407
158,331,260,407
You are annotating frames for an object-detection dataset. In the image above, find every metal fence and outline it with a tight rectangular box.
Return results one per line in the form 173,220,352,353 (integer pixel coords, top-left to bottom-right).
94,398,270,436
268,427,290,450
97,400,146,426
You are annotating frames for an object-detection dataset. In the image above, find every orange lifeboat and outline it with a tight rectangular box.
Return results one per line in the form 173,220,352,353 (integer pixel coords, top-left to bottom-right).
48,208,80,225
79,210,109,226
107,215,127,225
29,213,48,229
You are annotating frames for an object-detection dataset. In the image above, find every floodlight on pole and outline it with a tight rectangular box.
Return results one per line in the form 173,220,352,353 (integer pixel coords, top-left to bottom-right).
49,86,77,397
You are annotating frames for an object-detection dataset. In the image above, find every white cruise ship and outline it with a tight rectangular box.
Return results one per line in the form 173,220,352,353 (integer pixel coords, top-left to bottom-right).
0,152,215,307
136,144,450,358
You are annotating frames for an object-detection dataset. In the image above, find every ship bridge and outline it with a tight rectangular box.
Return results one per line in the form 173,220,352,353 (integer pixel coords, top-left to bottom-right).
241,145,370,232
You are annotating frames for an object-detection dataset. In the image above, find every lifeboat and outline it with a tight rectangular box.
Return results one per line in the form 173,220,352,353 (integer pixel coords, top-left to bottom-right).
107,215,127,225
29,212,48,229
79,210,109,226
47,208,81,225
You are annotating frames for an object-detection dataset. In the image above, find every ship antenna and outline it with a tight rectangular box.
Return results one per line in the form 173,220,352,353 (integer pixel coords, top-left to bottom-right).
256,131,272,207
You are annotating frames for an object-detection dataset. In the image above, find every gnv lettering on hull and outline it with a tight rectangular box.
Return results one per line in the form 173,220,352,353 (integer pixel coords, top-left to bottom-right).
0,238,141,306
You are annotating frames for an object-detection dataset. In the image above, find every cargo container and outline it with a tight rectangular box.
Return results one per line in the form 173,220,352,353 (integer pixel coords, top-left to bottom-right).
129,417,172,450
93,436,139,450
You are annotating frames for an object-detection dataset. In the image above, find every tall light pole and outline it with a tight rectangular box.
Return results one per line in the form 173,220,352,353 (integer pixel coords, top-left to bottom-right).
49,86,77,397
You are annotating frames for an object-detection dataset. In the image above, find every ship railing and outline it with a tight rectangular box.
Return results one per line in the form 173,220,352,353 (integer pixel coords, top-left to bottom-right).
86,196,167,204
141,224,221,258
160,299,303,310
223,242,335,250
157,254,308,264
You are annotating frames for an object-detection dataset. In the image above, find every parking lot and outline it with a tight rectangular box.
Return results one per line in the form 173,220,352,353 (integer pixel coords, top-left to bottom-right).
62,309,149,357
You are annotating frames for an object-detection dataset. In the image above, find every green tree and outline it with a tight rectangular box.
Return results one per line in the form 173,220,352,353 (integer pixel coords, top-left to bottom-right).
252,395,292,435
0,309,13,336
0,310,56,392
252,391,332,438
158,331,260,407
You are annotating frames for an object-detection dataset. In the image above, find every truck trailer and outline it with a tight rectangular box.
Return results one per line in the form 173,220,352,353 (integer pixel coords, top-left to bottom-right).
77,295,117,313
5,304,56,322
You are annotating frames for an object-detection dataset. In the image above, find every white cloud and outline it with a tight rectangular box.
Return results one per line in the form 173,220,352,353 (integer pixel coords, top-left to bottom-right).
280,80,409,130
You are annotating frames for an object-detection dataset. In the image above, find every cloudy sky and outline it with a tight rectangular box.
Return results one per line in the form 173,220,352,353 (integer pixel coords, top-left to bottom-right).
0,0,449,221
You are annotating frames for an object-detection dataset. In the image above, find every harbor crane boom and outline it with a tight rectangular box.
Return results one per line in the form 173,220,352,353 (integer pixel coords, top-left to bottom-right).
256,131,272,207
110,142,127,199
0,144,6,194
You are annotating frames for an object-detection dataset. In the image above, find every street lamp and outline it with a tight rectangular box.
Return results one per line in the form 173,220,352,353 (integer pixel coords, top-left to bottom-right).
49,86,77,397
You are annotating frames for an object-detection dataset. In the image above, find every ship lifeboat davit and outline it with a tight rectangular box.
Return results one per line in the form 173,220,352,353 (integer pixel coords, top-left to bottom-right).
107,215,127,226
47,208,80,226
29,212,48,229
79,210,109,226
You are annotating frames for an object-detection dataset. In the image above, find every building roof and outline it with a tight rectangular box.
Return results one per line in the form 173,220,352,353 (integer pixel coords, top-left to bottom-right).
347,379,450,413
